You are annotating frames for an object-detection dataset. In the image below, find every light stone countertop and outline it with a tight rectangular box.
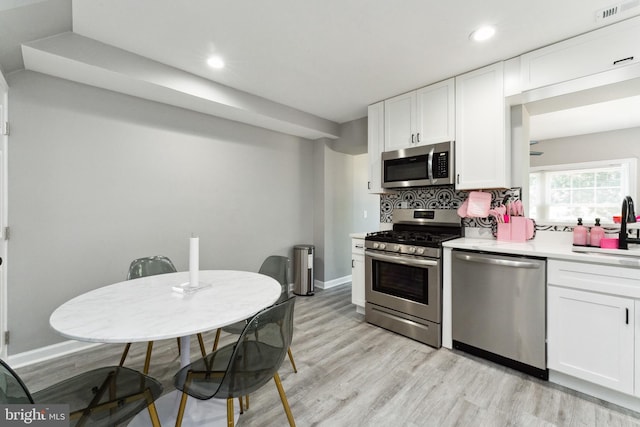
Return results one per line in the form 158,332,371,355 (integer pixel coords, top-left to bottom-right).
443,230,640,268
50,270,282,343
350,232,368,239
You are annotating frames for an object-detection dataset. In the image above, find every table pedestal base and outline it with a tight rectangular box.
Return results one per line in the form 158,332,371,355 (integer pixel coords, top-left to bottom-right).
129,389,240,427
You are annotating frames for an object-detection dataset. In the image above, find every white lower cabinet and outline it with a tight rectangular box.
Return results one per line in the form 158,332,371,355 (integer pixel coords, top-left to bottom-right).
547,259,640,396
548,286,634,394
351,238,365,312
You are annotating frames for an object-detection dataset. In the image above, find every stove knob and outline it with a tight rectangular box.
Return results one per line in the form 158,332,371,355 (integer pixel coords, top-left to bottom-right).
373,242,379,249
408,246,416,254
416,248,425,255
393,245,400,252
379,243,386,250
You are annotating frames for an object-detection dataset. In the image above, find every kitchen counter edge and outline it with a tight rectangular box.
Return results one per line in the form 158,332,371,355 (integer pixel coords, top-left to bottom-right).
443,232,640,268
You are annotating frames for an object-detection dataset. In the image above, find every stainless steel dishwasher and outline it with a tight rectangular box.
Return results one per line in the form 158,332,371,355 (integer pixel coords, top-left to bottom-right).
451,249,548,379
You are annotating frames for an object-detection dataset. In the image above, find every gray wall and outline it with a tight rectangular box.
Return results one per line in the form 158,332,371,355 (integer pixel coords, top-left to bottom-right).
313,118,378,284
331,117,368,156
311,139,353,283
530,127,640,195
7,71,318,354
312,139,326,282
322,144,353,282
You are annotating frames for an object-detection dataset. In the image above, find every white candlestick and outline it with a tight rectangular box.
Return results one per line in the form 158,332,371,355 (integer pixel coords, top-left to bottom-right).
189,236,199,286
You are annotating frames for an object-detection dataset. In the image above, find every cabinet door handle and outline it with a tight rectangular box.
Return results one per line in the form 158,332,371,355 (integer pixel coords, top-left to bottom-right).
456,174,460,184
626,308,629,325
613,56,634,66
417,132,420,142
352,259,355,268
367,181,371,190
411,134,415,144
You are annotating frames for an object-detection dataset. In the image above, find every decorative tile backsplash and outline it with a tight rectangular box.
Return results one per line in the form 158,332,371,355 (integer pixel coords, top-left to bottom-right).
379,185,520,229
379,185,630,236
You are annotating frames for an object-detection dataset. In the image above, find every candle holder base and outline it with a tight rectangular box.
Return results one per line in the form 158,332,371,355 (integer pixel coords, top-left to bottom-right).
172,282,211,294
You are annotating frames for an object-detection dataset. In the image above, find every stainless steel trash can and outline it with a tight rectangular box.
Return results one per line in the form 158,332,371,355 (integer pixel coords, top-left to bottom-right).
293,245,314,296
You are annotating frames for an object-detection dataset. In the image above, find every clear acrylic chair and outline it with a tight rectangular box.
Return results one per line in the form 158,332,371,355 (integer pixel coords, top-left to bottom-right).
119,255,207,374
0,359,162,426
174,297,297,427
213,255,297,373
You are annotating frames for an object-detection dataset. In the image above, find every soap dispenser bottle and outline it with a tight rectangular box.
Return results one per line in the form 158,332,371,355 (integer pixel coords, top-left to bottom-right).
590,218,605,247
573,218,588,246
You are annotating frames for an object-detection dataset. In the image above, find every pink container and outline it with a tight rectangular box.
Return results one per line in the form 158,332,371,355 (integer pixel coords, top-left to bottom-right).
510,217,528,242
600,238,619,249
466,191,491,217
497,223,511,241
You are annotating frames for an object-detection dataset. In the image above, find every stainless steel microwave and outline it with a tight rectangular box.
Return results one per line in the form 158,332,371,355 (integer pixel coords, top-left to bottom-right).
382,141,454,188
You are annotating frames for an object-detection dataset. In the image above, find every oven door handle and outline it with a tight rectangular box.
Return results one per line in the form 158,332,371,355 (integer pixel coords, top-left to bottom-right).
365,250,439,267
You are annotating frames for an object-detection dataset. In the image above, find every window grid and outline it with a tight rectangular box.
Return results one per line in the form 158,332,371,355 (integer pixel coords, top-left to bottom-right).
530,161,633,224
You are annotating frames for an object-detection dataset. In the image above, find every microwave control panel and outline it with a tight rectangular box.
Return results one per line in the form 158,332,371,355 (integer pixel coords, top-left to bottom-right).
433,152,449,179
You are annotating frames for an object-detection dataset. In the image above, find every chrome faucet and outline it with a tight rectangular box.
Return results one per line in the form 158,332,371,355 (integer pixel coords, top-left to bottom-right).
619,196,639,249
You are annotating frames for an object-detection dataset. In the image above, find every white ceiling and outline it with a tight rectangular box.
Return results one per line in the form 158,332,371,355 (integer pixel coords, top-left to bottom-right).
70,0,640,124
530,95,640,141
2,0,640,139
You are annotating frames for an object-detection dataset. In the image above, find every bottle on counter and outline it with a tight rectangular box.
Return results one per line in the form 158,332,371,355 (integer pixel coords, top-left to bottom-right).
590,218,605,247
573,218,588,246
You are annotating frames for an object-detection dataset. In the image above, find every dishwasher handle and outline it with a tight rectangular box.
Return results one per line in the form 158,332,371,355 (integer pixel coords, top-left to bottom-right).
454,252,542,269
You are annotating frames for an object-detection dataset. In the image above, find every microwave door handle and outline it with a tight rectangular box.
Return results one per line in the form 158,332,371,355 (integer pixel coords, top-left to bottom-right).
428,147,435,183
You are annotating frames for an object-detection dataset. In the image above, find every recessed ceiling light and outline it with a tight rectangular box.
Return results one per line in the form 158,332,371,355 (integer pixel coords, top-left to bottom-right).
207,56,225,69
470,26,496,42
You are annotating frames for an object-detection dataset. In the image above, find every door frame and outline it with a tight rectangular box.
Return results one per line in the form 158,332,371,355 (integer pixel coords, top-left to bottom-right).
0,71,8,359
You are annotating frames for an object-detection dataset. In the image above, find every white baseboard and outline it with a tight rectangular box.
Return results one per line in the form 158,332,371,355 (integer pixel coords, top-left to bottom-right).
7,340,103,369
314,275,351,290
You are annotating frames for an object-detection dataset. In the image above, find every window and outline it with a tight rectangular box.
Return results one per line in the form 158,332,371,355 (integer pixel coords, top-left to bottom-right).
530,159,637,224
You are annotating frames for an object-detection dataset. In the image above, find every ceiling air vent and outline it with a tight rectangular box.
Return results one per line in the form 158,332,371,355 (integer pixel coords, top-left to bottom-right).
596,0,640,21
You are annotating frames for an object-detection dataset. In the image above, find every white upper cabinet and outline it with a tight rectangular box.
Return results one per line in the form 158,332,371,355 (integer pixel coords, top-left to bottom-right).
521,15,640,91
455,62,510,190
384,78,455,151
367,102,385,193
416,79,455,145
384,91,416,151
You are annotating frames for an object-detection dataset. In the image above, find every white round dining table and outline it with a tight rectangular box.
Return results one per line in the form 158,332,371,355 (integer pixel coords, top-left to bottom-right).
50,270,282,427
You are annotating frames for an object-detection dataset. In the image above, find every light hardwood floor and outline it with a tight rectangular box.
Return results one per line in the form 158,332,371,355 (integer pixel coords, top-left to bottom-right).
15,284,640,426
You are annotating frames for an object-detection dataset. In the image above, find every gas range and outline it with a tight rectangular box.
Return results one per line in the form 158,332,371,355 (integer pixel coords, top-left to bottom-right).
365,209,463,258
364,209,462,348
